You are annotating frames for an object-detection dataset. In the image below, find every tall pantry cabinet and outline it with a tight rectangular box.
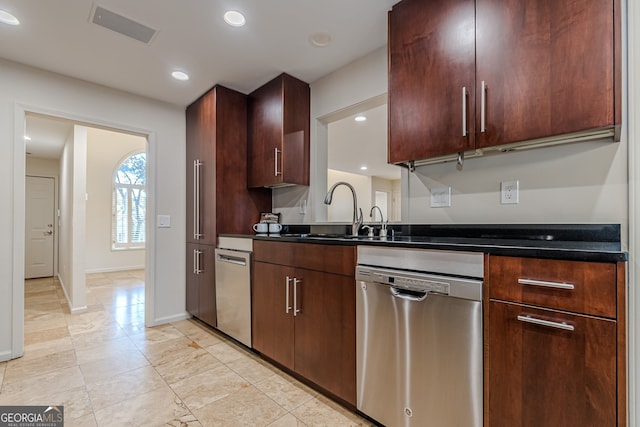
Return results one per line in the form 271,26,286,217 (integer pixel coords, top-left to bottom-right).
186,85,271,327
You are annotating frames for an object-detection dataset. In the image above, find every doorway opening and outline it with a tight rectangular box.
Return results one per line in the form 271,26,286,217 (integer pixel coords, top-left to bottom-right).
24,113,148,318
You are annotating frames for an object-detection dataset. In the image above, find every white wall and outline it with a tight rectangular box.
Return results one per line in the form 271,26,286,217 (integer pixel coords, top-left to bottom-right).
85,127,146,273
408,140,627,239
26,157,60,176
1,58,187,361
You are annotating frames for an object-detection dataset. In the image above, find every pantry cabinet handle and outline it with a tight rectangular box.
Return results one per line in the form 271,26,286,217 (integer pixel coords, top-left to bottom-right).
194,249,203,274
193,159,204,240
274,148,282,176
293,278,301,316
518,278,575,290
481,80,487,133
517,315,574,331
285,276,292,314
462,86,468,137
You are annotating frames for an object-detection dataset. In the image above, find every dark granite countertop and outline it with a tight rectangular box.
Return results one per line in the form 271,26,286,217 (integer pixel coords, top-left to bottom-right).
220,224,627,263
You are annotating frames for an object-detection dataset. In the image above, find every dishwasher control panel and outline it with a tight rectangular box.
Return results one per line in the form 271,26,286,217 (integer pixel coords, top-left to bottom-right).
356,265,482,301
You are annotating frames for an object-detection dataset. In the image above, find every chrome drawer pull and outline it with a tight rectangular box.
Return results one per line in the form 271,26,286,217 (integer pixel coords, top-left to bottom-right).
518,278,575,290
517,315,574,331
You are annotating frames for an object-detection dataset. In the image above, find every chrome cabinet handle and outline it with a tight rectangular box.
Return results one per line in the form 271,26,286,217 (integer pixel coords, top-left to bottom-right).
274,148,282,177
193,159,204,240
285,276,292,314
462,86,468,137
518,278,575,290
193,249,204,274
293,278,301,316
517,315,574,331
480,81,487,133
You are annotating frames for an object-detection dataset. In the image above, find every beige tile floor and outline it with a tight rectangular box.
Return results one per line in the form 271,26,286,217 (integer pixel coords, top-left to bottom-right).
0,270,372,426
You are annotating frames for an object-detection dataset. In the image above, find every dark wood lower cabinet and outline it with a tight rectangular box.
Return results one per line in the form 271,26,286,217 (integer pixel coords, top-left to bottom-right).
252,262,295,370
252,250,356,406
293,269,356,404
186,243,216,327
489,301,617,427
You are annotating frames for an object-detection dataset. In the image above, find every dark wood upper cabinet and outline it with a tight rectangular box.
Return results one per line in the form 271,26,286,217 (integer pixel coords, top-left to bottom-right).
248,73,310,188
476,0,619,149
388,0,621,165
388,0,476,163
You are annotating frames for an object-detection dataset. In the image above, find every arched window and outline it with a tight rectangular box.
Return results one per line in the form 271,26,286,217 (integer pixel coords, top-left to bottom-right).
112,151,146,250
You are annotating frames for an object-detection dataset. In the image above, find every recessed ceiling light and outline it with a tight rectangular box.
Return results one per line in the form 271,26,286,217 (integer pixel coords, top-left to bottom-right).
224,10,246,27
309,32,331,47
24,135,31,141
0,10,19,26
360,166,368,171
354,115,367,122
171,71,189,81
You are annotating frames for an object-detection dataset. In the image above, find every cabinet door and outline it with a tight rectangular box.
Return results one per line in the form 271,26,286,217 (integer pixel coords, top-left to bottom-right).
476,0,616,148
293,269,356,405
248,77,283,188
186,92,216,245
248,74,310,188
489,301,616,426
388,0,476,163
197,244,217,327
186,243,200,317
252,262,295,370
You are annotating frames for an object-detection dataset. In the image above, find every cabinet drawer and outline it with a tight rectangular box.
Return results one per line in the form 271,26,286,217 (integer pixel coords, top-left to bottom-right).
254,241,356,276
489,300,617,426
488,255,616,318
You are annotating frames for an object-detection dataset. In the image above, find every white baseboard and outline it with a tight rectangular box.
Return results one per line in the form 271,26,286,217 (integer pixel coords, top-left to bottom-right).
150,312,191,327
0,350,19,362
85,265,145,274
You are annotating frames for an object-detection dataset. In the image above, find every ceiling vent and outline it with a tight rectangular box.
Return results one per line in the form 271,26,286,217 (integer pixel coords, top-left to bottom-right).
91,5,157,44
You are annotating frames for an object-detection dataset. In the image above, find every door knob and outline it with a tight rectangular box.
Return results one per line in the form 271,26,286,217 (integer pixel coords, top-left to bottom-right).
44,230,53,235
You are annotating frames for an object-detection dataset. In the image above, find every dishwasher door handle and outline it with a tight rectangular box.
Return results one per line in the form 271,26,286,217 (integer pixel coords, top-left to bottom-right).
390,287,428,302
216,254,247,266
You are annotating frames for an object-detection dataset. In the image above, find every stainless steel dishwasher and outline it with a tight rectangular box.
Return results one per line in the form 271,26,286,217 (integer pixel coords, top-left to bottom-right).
356,246,483,427
215,241,252,348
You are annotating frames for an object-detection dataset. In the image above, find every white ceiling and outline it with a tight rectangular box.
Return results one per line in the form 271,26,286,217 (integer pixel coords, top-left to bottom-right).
0,0,396,107
8,1,397,163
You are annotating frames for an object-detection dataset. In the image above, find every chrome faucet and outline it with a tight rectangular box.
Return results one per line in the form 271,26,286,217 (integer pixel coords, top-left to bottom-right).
369,205,388,238
324,181,363,236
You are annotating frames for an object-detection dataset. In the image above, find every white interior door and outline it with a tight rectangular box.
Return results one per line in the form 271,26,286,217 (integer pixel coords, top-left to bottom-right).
25,176,55,279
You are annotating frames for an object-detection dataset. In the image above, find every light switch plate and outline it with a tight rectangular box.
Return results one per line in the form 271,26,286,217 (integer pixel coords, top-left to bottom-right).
157,214,171,228
501,180,519,204
430,187,451,208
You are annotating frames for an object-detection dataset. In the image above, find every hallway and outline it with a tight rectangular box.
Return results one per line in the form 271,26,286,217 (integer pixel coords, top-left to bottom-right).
0,271,370,426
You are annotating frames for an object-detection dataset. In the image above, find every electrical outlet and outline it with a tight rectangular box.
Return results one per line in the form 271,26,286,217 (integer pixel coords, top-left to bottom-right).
430,187,451,208
501,180,519,204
